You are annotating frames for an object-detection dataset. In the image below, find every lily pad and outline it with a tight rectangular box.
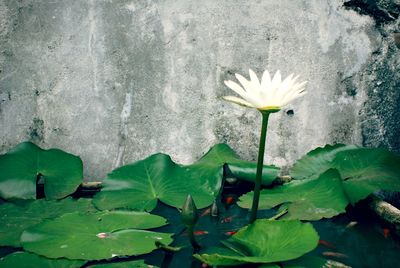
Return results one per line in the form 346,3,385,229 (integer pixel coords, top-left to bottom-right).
290,145,400,204
209,145,280,185
0,197,97,247
0,252,84,268
290,144,357,180
90,260,157,267
0,142,83,200
93,144,279,211
193,219,319,266
333,147,400,204
238,169,349,220
194,246,246,266
21,211,173,260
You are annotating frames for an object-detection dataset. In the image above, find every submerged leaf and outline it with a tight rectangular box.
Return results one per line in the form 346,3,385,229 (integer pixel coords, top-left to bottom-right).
238,169,348,220
93,144,279,211
0,142,83,200
21,211,172,260
194,219,319,265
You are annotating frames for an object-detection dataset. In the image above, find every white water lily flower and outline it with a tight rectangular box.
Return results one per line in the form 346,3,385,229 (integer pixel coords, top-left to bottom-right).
223,69,307,111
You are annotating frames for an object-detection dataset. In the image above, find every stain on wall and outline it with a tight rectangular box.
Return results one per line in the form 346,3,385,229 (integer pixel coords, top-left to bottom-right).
0,0,398,179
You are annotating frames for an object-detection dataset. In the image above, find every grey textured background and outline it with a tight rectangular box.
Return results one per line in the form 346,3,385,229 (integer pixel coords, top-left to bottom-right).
0,0,399,180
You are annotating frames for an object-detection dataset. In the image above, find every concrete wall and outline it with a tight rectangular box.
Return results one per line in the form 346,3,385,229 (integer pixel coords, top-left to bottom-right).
0,0,399,179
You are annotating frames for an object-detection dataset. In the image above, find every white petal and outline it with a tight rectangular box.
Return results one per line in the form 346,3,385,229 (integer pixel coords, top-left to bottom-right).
272,70,282,87
235,74,252,92
261,70,271,88
225,69,307,109
282,74,294,88
274,74,295,100
248,69,261,89
294,81,308,90
281,83,307,106
222,96,255,108
224,80,248,98
234,71,262,103
292,75,300,84
281,91,307,107
264,71,281,104
280,81,307,100
224,80,263,107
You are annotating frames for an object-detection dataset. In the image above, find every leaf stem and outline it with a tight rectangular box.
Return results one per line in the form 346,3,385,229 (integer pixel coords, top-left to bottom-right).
249,111,270,223
155,241,182,253
268,208,288,220
188,225,200,252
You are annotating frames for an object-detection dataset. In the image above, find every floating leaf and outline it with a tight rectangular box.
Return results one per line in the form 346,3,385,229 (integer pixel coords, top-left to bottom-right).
194,246,246,266
0,252,84,268
0,142,83,200
333,148,400,204
93,144,279,211
238,169,348,220
210,145,280,185
0,197,96,247
21,211,172,260
193,219,319,265
290,144,357,180
90,260,157,267
291,145,400,204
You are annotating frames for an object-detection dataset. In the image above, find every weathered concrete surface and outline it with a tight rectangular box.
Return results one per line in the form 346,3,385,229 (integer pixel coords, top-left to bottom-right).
0,0,398,179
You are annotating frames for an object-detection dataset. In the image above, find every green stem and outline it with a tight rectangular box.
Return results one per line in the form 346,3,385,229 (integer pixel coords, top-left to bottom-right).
249,111,270,224
188,225,200,252
268,207,288,221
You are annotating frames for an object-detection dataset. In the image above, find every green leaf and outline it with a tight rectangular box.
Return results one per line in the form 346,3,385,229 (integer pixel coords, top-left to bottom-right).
194,219,319,265
291,144,400,205
204,144,280,186
238,169,349,220
0,252,84,268
21,211,172,260
0,197,97,247
193,246,246,266
0,142,83,200
93,144,279,211
290,144,357,180
226,162,279,186
333,148,400,204
90,260,157,268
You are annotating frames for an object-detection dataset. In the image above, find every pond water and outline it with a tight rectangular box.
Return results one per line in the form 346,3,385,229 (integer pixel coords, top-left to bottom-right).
142,179,400,268
118,194,400,268
1,181,399,268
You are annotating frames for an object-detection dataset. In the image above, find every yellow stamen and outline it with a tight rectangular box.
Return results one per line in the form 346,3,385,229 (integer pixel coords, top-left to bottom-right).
258,106,281,112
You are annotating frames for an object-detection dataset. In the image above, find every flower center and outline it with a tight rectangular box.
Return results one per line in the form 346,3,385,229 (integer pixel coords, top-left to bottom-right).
258,106,281,113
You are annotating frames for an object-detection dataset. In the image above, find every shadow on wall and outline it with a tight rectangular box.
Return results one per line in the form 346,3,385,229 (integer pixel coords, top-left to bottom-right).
344,0,400,25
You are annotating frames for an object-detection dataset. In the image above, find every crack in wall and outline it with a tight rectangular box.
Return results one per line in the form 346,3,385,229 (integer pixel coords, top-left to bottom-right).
113,89,133,169
88,0,99,94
